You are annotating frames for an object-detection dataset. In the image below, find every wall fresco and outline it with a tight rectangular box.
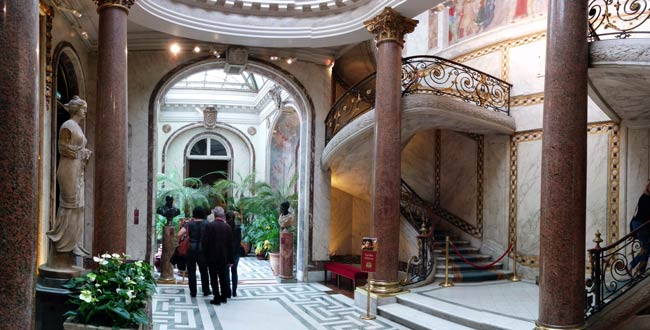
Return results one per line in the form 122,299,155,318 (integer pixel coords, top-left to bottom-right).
270,110,300,192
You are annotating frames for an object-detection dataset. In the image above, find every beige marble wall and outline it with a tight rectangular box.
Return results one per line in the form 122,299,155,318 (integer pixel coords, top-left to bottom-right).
586,134,610,250
440,130,478,226
401,129,436,201
626,128,650,234
483,134,510,252
330,188,353,256
515,140,542,259
352,197,372,251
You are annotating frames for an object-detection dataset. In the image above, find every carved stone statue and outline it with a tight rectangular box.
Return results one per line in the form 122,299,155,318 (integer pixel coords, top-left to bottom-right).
157,195,180,226
46,96,92,271
278,201,295,232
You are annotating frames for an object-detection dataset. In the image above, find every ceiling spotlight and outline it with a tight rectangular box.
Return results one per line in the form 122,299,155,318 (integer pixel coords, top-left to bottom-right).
193,46,201,53
286,57,297,64
80,31,89,40
212,50,221,58
269,56,279,61
170,43,181,55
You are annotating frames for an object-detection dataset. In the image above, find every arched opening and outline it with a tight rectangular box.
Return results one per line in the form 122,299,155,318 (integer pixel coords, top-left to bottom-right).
148,57,315,279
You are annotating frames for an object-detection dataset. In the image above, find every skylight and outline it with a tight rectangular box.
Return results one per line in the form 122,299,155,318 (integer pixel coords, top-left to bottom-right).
170,69,266,92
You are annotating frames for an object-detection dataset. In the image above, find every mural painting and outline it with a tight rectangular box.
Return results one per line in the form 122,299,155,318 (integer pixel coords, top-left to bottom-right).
270,110,300,192
441,0,548,45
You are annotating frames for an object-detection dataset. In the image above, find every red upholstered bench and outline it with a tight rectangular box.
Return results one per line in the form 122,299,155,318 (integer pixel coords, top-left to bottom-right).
324,262,367,289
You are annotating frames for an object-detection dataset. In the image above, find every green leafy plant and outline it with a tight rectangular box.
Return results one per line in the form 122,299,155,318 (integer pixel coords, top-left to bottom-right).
63,254,156,328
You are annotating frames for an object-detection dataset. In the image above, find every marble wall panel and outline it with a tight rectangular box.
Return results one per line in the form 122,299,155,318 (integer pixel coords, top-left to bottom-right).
402,129,436,202
483,134,510,250
586,134,609,251
626,128,650,234
462,51,503,81
515,140,542,257
440,130,478,226
404,11,431,58
399,216,420,263
352,197,372,252
511,104,543,132
508,40,546,95
330,188,353,256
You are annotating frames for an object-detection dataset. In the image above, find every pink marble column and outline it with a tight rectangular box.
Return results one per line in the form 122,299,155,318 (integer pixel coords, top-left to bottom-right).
0,1,39,327
93,0,134,255
364,8,417,294
158,226,176,283
279,231,294,278
537,1,588,329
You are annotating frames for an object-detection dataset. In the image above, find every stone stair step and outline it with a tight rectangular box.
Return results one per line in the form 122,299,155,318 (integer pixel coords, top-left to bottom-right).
433,246,480,254
394,293,535,330
435,254,492,262
378,303,475,330
435,270,514,282
436,262,505,271
433,240,471,248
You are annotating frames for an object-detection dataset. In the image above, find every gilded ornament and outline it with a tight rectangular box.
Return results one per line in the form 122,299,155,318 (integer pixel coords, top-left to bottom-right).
94,0,136,13
364,7,418,46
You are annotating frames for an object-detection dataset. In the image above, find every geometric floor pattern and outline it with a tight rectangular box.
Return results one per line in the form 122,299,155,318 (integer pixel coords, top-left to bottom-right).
154,257,408,329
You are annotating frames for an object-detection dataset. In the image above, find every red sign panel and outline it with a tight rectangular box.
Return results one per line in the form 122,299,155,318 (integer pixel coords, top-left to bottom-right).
361,250,377,273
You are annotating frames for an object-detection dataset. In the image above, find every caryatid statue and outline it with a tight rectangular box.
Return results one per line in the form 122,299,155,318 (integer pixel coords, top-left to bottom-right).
46,96,92,271
278,201,295,279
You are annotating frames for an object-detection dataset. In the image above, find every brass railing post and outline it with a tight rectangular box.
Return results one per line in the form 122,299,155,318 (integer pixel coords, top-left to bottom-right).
440,236,454,288
511,237,521,282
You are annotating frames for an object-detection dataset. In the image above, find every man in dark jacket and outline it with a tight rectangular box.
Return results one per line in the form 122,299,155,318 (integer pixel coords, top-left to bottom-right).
202,206,234,305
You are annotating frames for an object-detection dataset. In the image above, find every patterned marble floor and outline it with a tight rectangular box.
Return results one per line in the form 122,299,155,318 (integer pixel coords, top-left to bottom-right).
153,257,407,330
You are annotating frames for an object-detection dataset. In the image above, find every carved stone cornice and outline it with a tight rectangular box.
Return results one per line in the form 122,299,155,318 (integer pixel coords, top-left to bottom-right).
94,0,135,13
363,7,418,46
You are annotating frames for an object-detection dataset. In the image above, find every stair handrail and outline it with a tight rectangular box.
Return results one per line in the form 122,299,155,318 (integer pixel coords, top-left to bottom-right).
588,0,650,41
585,220,650,318
325,55,512,145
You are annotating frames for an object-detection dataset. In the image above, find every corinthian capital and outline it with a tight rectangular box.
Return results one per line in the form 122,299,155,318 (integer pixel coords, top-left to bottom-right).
94,0,136,13
364,7,418,46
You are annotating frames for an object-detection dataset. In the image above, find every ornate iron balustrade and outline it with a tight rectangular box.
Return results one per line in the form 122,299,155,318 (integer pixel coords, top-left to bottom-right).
325,56,512,144
588,0,650,41
585,221,650,317
399,179,436,286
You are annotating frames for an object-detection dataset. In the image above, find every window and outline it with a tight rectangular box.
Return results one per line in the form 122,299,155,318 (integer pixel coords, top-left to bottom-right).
187,136,230,160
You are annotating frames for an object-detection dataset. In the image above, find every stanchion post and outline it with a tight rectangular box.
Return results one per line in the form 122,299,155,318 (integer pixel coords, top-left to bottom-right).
511,237,521,282
360,273,376,320
440,236,454,288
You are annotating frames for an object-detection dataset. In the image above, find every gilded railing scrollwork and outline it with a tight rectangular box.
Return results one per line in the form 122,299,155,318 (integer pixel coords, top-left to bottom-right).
588,0,650,40
400,180,436,286
325,56,512,144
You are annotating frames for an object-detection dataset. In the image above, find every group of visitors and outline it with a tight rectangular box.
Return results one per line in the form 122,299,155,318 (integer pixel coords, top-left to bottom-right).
177,206,243,305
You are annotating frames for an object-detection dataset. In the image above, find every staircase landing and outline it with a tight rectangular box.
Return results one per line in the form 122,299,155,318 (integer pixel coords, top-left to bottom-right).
379,280,538,330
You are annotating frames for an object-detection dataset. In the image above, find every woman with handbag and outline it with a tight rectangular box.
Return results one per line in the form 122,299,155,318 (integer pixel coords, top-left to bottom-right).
630,181,650,276
178,206,211,297
226,211,244,297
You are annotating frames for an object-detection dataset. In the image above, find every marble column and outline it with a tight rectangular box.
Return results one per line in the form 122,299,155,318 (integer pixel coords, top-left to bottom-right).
0,1,39,328
536,1,588,329
364,8,417,294
93,0,134,255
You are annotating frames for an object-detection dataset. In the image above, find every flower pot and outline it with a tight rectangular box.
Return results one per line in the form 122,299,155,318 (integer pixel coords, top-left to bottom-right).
63,316,144,330
269,252,280,275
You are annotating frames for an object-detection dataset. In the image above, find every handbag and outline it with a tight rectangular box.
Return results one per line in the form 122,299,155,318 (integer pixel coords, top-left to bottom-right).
178,227,190,256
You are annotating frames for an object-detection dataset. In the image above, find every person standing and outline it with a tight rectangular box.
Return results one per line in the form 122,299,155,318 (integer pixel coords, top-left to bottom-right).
178,206,210,297
226,211,243,297
203,207,233,305
630,181,650,276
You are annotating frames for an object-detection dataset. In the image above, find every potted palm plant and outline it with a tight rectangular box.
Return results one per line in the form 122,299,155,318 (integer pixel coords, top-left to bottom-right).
62,254,156,329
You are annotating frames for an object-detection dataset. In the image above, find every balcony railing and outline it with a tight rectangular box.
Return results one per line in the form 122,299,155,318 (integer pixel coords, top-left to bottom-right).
325,56,512,144
589,0,650,40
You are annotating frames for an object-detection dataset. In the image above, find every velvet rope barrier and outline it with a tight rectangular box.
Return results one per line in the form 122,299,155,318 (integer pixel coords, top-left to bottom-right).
448,241,514,270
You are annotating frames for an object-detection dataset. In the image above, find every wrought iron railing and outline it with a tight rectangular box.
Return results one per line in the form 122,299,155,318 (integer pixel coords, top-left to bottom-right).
325,56,512,144
399,179,436,286
588,0,650,41
585,221,650,317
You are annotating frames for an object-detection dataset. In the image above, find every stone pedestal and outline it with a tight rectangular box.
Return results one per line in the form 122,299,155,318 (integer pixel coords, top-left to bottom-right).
92,0,133,256
536,1,589,329
0,1,39,328
158,226,176,284
279,231,294,279
35,276,78,330
363,7,417,294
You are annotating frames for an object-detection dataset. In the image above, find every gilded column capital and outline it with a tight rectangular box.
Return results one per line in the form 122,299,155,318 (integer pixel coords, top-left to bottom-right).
364,7,418,46
94,0,135,13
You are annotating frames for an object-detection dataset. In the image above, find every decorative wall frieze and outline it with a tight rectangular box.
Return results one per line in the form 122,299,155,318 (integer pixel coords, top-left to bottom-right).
508,122,621,268
511,92,545,107
364,7,418,46
40,2,54,113
433,130,484,238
